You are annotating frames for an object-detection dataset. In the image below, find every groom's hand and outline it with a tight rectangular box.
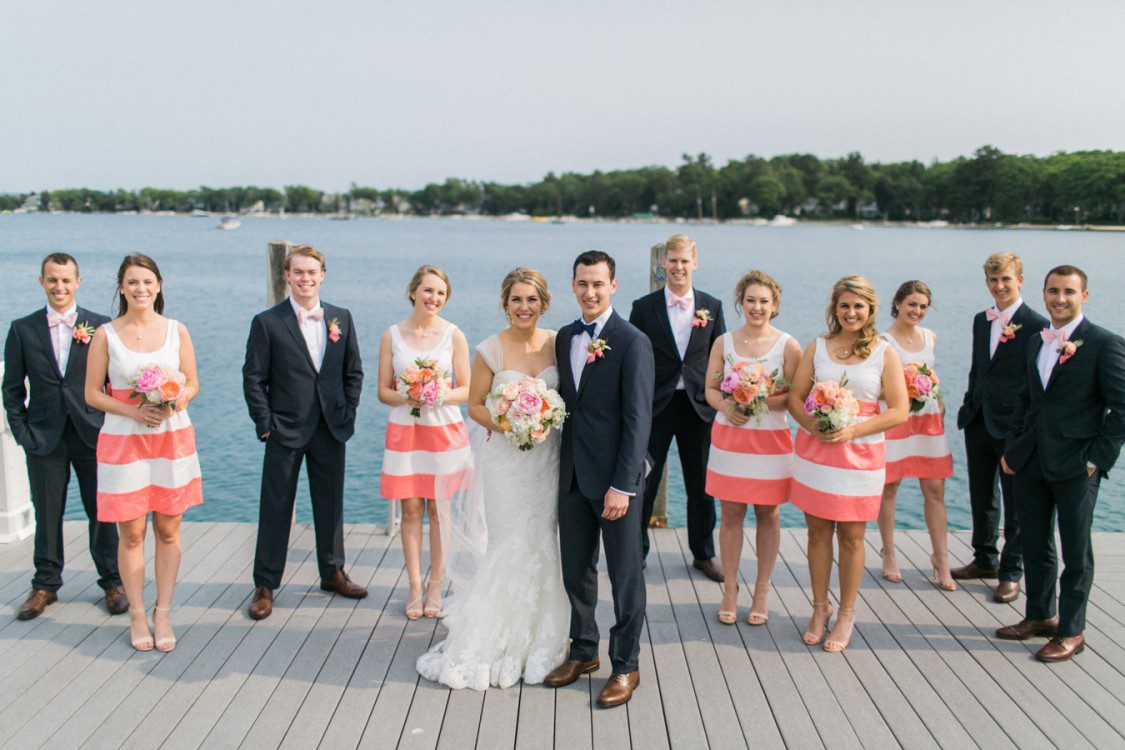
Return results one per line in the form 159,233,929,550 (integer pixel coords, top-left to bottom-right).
602,489,630,521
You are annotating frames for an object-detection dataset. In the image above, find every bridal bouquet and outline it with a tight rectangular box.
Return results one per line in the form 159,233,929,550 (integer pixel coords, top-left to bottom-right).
397,358,451,417
128,364,194,411
718,358,790,420
903,361,941,412
486,377,567,451
804,375,860,432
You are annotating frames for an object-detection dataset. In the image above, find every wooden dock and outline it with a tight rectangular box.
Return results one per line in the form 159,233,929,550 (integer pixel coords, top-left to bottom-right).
0,522,1122,749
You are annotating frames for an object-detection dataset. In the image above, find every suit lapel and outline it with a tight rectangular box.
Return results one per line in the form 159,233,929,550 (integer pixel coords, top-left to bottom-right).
281,302,317,373
62,307,90,381
577,312,620,401
33,311,62,377
654,291,681,362
556,325,576,401
1045,318,1089,393
685,290,709,357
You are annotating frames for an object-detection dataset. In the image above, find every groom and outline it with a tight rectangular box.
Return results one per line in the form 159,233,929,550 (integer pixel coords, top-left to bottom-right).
546,250,655,708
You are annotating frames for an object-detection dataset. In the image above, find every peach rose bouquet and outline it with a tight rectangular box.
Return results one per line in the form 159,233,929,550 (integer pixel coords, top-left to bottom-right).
127,364,195,411
804,375,860,432
486,376,567,451
396,357,451,417
903,361,941,412
718,357,790,420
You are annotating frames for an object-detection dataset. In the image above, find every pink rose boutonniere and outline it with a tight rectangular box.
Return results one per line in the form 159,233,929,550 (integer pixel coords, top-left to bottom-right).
586,338,611,364
1058,338,1083,364
72,322,96,345
998,322,1022,343
327,317,341,343
692,309,712,328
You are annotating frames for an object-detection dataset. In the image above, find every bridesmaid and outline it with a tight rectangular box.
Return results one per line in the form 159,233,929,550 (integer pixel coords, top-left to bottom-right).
787,275,907,652
704,271,800,626
378,265,471,619
877,281,955,590
85,255,202,652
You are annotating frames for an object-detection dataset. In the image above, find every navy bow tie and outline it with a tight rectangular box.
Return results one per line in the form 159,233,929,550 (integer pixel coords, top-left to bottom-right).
571,319,597,338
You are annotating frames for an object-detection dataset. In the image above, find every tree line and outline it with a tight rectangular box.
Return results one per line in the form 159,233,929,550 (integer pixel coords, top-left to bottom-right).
2,146,1122,224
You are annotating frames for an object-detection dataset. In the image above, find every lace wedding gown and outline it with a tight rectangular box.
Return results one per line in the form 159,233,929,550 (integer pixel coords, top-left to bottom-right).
415,334,569,690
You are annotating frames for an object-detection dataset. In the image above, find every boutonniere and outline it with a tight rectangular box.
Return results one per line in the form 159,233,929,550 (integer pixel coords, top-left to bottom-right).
1058,339,1083,364
327,317,341,343
586,338,610,364
72,322,95,345
692,309,712,328
998,322,1021,343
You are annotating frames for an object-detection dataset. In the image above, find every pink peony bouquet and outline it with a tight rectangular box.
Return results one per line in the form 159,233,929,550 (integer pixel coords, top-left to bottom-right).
396,357,451,417
718,357,790,420
903,361,941,412
127,364,194,411
804,375,860,432
486,377,567,451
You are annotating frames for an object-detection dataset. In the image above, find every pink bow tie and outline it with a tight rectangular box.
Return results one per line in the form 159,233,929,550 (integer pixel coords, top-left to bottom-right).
298,308,323,324
1040,327,1067,344
47,310,77,328
668,293,691,311
985,308,1007,322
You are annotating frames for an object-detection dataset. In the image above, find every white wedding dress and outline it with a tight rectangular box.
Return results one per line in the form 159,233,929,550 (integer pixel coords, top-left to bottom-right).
415,334,569,690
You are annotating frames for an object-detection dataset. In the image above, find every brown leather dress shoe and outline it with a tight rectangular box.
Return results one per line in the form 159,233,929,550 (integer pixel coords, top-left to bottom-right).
993,581,1020,603
321,571,368,599
950,563,999,580
17,589,58,621
596,671,640,708
249,587,274,620
693,558,724,583
995,616,1058,640
104,585,129,615
1037,635,1085,662
543,658,599,687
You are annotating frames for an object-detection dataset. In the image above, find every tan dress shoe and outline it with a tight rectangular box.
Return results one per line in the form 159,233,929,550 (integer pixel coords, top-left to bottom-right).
249,587,274,620
995,616,1058,640
993,581,1020,603
104,585,129,615
1037,635,1085,662
17,589,57,621
950,563,999,580
321,571,368,599
693,558,723,583
596,671,640,708
543,658,599,687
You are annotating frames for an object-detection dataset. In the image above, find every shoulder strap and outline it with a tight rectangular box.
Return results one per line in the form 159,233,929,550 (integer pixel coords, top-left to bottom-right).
477,335,502,373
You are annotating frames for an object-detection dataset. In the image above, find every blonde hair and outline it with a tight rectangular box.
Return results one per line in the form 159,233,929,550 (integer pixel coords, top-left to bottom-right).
983,252,1022,276
501,267,551,315
825,274,879,359
407,265,452,305
734,270,782,319
664,234,697,258
284,244,326,271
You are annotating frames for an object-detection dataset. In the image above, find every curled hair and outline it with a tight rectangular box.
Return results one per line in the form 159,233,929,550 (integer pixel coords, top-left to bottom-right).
572,250,616,280
41,252,79,276
890,280,932,318
407,264,452,305
115,254,165,315
983,251,1022,277
664,234,697,258
284,244,326,271
733,270,782,319
825,274,878,359
1044,264,1088,291
501,267,551,316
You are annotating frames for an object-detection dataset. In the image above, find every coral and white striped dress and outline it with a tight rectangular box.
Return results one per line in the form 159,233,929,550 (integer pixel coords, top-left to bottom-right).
880,329,953,482
96,320,203,522
705,332,793,505
380,324,470,500
790,337,888,522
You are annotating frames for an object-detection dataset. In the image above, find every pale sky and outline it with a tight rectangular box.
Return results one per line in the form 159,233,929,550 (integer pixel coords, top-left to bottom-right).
2,1,1122,192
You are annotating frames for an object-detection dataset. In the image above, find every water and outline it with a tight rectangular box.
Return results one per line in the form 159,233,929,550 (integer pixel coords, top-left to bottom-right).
1,214,1122,530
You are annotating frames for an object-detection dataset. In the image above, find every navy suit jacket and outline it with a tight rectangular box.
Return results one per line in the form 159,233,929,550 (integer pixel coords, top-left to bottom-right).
556,311,655,500
628,287,724,421
1004,317,1125,481
242,300,363,448
3,306,110,455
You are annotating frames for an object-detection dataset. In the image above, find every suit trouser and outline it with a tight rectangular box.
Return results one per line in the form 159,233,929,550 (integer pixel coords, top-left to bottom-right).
25,419,120,592
253,416,346,589
558,472,646,674
964,415,1021,581
1015,450,1100,638
641,391,714,560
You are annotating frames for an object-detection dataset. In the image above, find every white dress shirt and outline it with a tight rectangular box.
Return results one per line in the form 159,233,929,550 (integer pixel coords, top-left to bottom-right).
664,286,694,389
46,304,77,375
290,296,326,371
988,298,1023,357
1037,313,1083,388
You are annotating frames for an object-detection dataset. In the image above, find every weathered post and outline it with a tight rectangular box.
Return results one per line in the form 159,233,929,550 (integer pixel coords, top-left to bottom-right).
0,362,34,543
267,240,290,306
648,242,669,528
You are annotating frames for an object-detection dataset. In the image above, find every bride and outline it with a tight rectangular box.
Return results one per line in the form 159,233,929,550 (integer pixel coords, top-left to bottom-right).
416,268,569,690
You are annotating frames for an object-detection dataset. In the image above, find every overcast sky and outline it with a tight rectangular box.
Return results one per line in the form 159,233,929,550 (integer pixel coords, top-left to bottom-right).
2,1,1122,192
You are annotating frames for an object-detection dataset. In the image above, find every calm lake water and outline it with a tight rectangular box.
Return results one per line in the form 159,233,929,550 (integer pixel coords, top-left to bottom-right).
1,214,1122,531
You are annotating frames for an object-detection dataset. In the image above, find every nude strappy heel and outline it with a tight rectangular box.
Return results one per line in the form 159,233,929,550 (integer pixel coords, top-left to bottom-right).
931,554,957,591
718,581,738,625
406,577,424,620
880,548,902,583
423,578,443,618
153,605,176,652
747,581,770,626
129,607,153,651
824,607,856,653
803,601,833,645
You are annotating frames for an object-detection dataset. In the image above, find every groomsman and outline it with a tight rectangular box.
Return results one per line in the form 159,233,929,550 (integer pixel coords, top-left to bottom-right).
3,253,126,620
629,235,725,581
953,252,1047,602
242,245,366,620
997,265,1124,661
